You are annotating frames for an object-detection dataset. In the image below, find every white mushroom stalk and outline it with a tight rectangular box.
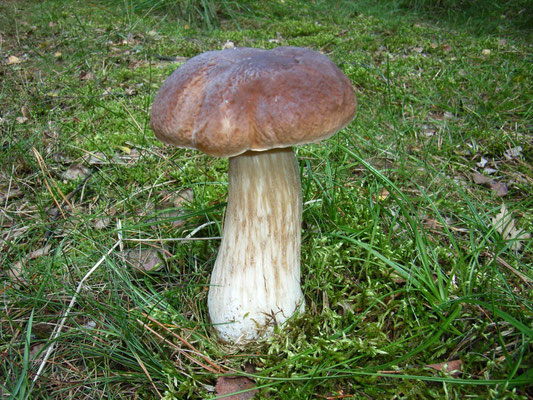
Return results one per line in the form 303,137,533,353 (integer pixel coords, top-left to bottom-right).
208,148,304,343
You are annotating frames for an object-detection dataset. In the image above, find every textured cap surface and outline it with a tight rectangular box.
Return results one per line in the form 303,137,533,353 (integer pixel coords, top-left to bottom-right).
150,46,356,157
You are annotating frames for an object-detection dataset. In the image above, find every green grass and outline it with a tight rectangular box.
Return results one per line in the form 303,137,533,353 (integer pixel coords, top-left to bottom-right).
1,0,531,398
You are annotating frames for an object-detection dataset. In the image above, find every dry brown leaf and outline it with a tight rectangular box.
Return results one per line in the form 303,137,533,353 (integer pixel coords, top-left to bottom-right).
426,359,462,377
150,188,194,227
80,70,95,80
172,188,194,207
61,164,91,180
8,244,52,280
503,146,523,160
472,173,508,197
27,245,52,259
472,172,493,185
215,375,257,400
121,247,167,271
84,151,108,165
94,217,111,230
489,181,508,197
378,187,390,201
7,55,22,65
491,204,531,251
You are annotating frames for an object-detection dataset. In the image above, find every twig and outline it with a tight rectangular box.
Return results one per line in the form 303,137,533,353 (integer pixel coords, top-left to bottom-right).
124,237,221,242
32,239,122,384
185,221,217,239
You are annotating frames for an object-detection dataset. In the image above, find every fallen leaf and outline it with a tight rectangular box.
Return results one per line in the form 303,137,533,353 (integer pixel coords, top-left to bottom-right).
503,146,522,160
21,106,30,118
16,116,28,124
121,247,167,271
9,245,52,280
54,51,62,58
7,55,22,65
61,164,91,180
149,188,194,227
491,204,531,251
84,151,108,165
378,187,390,201
215,376,257,400
472,173,508,197
30,343,45,363
476,157,488,168
482,49,491,56
94,217,111,230
80,70,94,80
489,181,508,197
426,359,462,377
472,172,493,185
171,188,194,207
441,44,452,53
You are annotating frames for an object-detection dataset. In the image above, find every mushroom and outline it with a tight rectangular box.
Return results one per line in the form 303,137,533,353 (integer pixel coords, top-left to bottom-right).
150,46,356,343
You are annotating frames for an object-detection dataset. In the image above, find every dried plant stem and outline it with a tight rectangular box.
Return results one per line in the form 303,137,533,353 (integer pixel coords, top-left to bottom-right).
32,147,74,216
141,313,225,373
32,239,122,384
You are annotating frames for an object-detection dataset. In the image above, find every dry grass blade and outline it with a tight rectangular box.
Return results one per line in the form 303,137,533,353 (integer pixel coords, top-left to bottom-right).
483,250,531,285
136,318,223,374
32,147,74,217
141,313,225,373
131,350,164,399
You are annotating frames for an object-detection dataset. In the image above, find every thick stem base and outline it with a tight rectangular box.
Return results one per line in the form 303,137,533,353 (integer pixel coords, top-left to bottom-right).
208,148,304,343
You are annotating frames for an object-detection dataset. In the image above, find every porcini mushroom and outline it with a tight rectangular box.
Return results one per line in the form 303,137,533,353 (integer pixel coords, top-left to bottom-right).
151,46,356,343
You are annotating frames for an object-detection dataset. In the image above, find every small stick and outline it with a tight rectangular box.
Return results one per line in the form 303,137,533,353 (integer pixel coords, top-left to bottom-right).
124,237,221,242
185,221,216,239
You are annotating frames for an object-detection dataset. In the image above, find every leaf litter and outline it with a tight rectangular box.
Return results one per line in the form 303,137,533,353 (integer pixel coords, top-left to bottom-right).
491,204,531,252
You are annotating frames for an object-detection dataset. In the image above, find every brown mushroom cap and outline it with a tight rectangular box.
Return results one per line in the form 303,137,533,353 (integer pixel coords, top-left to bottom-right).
150,46,356,157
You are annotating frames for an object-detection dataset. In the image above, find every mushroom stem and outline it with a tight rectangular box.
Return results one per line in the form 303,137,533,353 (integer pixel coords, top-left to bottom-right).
208,147,304,343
